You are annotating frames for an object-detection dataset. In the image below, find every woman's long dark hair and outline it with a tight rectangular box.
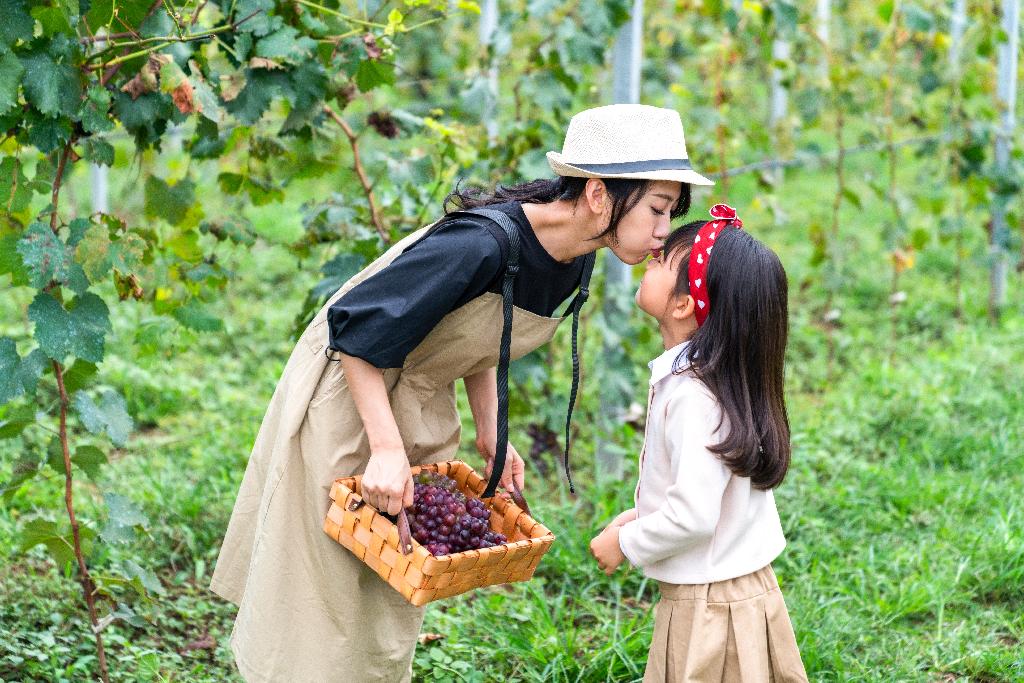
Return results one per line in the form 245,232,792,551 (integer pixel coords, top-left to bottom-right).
674,227,791,489
444,176,692,241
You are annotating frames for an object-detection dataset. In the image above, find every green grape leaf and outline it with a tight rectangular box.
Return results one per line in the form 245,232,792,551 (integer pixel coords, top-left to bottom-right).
158,58,188,93
122,559,164,596
27,113,74,154
86,0,151,32
1,449,42,500
0,234,31,286
16,222,90,292
0,157,34,213
200,216,256,245
79,85,114,134
280,59,326,133
32,6,74,36
166,228,203,262
76,219,147,282
28,291,111,363
18,44,82,117
188,61,222,122
113,91,173,147
232,0,278,37
312,253,364,299
0,404,36,439
0,0,34,48
226,68,289,124
73,388,133,447
101,492,148,544
0,339,47,404
355,59,395,92
73,444,107,478
256,25,316,60
144,175,195,226
44,432,65,472
0,48,24,115
67,217,90,247
19,518,96,567
82,137,116,167
62,359,97,394
172,299,224,332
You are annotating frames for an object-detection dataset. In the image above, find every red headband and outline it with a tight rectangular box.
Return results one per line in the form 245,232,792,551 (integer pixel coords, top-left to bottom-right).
687,204,743,327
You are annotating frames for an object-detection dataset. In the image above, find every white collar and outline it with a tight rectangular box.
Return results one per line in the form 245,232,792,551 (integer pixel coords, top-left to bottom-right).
648,340,690,385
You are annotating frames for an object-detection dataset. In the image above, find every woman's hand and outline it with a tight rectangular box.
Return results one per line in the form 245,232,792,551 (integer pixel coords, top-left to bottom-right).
476,433,526,493
589,525,627,576
361,447,414,516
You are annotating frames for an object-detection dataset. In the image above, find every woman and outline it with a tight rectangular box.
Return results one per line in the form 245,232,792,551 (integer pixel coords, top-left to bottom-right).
210,104,714,682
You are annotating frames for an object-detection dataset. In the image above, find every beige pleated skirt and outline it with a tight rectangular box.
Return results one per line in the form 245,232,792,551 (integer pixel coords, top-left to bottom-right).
643,565,808,683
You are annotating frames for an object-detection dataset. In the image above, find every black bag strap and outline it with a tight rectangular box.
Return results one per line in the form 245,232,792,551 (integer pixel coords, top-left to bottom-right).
465,208,594,498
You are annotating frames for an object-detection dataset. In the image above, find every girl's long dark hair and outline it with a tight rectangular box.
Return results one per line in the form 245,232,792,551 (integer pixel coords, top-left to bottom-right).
444,176,692,241
672,227,791,489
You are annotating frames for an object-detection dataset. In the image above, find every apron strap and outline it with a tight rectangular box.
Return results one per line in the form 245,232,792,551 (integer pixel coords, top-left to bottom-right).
465,208,520,499
562,251,595,495
465,208,595,498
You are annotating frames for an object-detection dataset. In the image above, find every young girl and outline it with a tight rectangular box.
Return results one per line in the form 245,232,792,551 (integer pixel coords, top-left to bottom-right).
589,205,808,682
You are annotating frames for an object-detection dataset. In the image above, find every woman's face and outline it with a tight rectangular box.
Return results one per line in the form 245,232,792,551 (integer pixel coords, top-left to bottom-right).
604,180,681,265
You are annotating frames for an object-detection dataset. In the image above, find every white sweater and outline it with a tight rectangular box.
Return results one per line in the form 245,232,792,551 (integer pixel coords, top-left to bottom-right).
618,342,787,584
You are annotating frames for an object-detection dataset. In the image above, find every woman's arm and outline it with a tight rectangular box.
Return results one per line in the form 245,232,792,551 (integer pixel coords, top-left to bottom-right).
340,352,413,516
463,367,526,491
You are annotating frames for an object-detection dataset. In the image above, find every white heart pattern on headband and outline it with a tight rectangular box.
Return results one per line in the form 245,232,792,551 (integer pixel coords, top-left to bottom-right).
697,299,705,309
697,253,703,264
694,278,702,288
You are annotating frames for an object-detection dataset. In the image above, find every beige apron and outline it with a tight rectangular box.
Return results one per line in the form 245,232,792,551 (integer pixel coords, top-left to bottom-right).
210,223,575,682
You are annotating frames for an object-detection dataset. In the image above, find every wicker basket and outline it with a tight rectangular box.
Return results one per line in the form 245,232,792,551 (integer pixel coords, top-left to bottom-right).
323,460,554,606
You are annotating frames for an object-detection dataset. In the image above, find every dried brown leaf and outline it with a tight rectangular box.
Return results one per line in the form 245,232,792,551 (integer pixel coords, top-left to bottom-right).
171,80,198,115
249,57,284,70
362,33,382,60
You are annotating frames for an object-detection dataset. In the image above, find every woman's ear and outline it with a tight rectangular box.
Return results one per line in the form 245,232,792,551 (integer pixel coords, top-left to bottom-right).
583,178,608,216
671,293,696,322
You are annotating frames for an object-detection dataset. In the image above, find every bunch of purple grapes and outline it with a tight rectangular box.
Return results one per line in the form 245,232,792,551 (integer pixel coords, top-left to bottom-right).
407,472,507,556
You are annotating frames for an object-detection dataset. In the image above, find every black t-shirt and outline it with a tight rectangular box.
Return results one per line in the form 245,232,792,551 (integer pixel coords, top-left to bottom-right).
326,202,586,368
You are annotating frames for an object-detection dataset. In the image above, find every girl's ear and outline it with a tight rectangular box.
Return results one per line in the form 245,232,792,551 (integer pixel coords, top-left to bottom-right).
671,293,696,321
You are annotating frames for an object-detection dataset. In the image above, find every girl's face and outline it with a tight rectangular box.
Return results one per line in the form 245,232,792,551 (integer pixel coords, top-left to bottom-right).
636,243,686,319
604,180,681,265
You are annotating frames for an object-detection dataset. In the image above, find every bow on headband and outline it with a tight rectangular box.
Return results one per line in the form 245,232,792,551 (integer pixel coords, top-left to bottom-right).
687,204,743,327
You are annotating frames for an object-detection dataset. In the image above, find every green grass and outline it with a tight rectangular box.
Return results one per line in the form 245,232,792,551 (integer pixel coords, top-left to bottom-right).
2,147,1024,682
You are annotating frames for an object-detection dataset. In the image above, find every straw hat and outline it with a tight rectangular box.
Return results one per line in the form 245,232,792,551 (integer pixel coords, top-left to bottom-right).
546,104,714,186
